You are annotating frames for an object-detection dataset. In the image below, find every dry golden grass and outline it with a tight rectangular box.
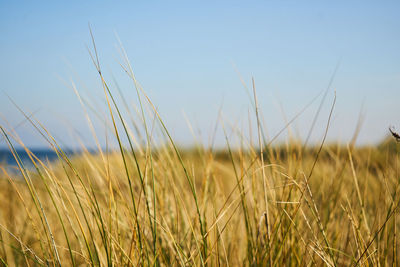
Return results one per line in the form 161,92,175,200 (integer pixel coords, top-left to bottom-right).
0,37,399,266
0,139,399,266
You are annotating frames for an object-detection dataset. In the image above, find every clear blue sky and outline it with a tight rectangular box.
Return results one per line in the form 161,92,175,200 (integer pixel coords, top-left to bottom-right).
1,1,399,148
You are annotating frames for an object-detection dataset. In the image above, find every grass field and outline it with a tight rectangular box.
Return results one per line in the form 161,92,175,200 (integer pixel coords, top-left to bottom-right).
0,45,399,266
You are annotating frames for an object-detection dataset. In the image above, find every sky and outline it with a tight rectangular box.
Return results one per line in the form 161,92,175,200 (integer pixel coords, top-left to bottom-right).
0,1,399,149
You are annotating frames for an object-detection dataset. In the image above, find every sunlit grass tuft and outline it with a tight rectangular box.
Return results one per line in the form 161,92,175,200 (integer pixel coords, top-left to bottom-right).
0,37,399,266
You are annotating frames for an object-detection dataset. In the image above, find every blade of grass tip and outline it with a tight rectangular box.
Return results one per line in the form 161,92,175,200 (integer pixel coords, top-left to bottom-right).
99,64,155,264
73,81,117,260
71,80,117,263
182,110,203,154
251,77,272,266
115,37,161,263
118,49,207,264
276,91,337,264
298,92,338,267
104,79,158,263
88,26,148,265
79,95,115,135
88,23,101,75
71,81,107,168
0,127,61,265
112,74,144,147
0,107,40,143
267,89,332,250
304,59,341,147
232,63,269,147
308,90,336,180
307,93,338,266
144,94,208,265
267,88,325,146
209,99,224,152
71,95,116,262
181,110,211,197
349,102,365,148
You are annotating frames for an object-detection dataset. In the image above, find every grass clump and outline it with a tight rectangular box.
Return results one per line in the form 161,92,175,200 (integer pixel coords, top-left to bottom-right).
0,39,399,266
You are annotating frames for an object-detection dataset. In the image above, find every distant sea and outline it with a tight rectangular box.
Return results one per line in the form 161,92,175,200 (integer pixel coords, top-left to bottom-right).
0,149,74,168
